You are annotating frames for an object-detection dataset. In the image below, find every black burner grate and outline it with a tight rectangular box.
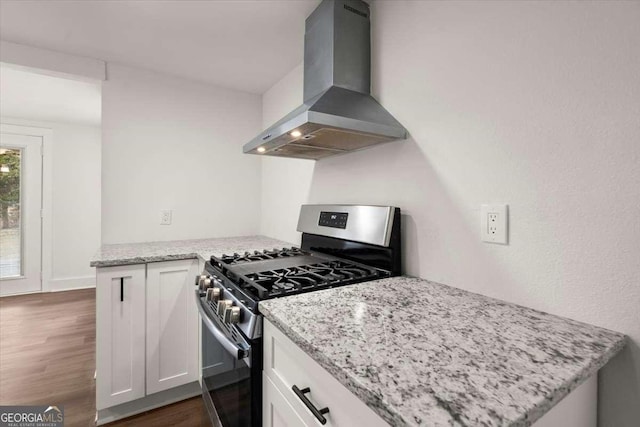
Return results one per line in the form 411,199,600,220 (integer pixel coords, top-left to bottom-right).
206,247,390,305
241,260,382,299
306,261,375,281
217,247,307,265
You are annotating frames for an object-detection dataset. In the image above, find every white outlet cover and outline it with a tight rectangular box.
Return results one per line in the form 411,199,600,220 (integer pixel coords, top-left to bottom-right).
160,209,172,225
481,204,508,244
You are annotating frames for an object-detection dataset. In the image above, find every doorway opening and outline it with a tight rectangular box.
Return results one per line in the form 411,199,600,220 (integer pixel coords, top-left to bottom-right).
0,64,101,296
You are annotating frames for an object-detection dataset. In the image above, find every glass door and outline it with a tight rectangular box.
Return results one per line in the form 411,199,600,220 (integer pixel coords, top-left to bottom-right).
0,132,42,296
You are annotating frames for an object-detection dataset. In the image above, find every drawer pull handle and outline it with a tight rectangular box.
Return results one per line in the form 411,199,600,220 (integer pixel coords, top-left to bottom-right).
120,277,124,302
292,385,329,425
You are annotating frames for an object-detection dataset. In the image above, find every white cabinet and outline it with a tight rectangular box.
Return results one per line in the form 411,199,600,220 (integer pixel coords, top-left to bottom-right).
146,259,199,394
263,373,307,427
96,264,146,410
96,259,200,415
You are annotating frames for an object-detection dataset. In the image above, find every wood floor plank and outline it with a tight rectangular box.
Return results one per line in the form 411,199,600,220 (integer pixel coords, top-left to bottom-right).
0,289,208,426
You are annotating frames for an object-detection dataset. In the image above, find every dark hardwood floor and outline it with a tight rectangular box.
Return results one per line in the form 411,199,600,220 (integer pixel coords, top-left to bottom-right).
0,288,208,426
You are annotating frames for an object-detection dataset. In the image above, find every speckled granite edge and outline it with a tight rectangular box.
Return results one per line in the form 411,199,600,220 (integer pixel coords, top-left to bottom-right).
90,252,200,267
90,236,295,267
259,278,627,427
509,333,626,426
260,301,410,426
261,302,411,426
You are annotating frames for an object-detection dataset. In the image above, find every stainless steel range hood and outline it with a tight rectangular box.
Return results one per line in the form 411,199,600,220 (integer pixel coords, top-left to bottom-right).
243,0,407,160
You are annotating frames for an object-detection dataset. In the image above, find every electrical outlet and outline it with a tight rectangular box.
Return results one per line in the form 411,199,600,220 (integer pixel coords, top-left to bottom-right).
488,213,498,235
160,209,172,225
481,204,508,244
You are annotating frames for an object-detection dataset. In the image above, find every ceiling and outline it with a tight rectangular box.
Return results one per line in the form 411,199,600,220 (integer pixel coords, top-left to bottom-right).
0,65,102,126
0,0,321,94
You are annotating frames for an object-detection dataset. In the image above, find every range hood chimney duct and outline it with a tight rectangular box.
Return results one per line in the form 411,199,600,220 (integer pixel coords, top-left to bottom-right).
304,0,370,100
243,0,407,160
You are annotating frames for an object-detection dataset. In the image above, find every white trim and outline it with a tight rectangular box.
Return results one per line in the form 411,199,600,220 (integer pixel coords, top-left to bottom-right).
0,123,53,292
0,290,40,298
49,275,96,292
96,382,200,425
0,41,106,82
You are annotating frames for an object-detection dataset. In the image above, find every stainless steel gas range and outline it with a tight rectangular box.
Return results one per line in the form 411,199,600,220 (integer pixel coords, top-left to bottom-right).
195,205,401,427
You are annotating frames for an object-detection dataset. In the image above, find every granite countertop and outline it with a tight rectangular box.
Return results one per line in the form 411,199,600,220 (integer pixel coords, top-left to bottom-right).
90,235,294,267
259,277,626,427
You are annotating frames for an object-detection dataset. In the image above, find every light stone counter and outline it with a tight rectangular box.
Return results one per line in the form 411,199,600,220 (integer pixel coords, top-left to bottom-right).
259,276,626,426
90,236,294,267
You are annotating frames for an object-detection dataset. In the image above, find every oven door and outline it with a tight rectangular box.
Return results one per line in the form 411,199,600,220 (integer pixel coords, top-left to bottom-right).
196,290,260,427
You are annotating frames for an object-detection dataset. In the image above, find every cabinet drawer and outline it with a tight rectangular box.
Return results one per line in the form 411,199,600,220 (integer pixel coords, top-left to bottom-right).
264,319,387,427
263,373,307,427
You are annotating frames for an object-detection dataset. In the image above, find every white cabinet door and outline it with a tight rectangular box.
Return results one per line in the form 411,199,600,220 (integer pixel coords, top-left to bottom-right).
146,259,199,394
96,264,146,410
263,374,308,427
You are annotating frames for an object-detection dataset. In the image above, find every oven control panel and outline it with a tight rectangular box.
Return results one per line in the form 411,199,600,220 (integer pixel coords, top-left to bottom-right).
319,211,348,229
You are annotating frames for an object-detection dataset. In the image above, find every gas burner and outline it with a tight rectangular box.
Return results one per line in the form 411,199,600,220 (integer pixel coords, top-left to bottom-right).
247,267,321,294
306,261,374,281
218,247,307,265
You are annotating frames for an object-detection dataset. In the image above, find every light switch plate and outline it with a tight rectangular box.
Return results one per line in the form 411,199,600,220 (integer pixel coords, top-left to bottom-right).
160,209,172,225
481,204,508,244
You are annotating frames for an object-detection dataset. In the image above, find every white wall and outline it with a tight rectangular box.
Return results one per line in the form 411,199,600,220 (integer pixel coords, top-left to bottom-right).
261,64,314,244
0,65,101,126
260,1,640,425
0,40,106,83
101,63,263,244
50,123,101,282
1,117,101,290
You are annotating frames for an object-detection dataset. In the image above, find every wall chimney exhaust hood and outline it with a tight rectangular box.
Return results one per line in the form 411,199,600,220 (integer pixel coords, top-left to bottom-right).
243,0,407,160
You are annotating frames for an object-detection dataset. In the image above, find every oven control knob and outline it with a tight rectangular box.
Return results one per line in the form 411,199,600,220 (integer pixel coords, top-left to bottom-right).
224,306,241,324
217,299,232,315
206,287,221,302
195,274,207,286
199,277,212,291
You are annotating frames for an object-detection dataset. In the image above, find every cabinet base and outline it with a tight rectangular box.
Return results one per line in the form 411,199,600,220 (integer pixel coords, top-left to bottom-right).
96,381,201,425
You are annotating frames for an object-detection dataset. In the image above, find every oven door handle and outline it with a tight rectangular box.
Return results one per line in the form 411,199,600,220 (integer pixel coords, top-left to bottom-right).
195,290,250,361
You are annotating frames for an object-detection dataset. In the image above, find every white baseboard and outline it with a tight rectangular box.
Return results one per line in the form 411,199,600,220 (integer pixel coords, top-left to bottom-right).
96,382,201,425
49,275,95,292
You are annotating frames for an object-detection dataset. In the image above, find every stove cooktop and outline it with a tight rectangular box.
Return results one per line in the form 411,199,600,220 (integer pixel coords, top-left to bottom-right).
208,248,387,302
